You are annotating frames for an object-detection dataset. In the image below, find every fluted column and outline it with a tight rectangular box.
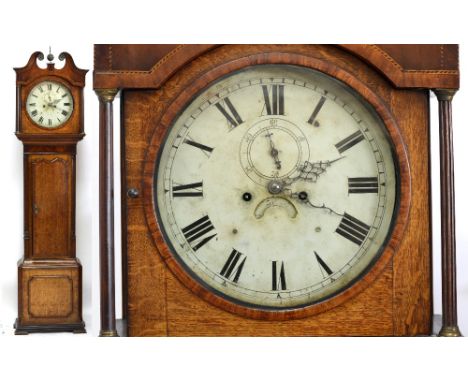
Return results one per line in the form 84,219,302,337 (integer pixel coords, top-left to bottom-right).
434,89,462,337
95,88,119,337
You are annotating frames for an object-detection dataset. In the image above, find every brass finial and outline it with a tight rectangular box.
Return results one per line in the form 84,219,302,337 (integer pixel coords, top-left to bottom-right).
47,46,54,62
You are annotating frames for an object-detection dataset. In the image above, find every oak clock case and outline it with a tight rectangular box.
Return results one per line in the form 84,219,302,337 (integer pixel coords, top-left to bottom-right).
153,64,400,312
14,51,87,334
96,44,447,336
118,44,421,337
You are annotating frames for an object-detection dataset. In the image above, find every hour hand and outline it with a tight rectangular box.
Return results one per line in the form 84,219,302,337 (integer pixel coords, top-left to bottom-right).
287,157,344,184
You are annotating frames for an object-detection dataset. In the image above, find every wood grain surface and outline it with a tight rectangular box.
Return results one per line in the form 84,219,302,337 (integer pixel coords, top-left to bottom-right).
94,44,459,90
122,45,432,336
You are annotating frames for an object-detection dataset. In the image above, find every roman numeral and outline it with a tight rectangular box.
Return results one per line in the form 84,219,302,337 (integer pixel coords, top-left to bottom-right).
62,93,68,98
61,110,69,116
31,110,38,117
181,215,217,252
335,131,365,154
348,177,378,194
307,96,326,125
38,116,44,124
56,86,61,93
47,83,52,91
48,119,52,126
215,97,243,128
220,249,246,283
63,102,71,106
272,261,287,291
29,103,36,107
262,84,284,115
336,213,371,246
172,181,203,198
183,138,214,155
38,86,44,93
314,251,333,277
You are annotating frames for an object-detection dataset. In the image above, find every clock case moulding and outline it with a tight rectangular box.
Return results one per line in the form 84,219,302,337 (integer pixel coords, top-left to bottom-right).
93,44,460,337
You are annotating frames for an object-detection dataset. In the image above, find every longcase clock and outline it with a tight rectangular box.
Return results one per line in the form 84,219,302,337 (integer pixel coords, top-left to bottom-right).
14,51,87,334
93,44,461,336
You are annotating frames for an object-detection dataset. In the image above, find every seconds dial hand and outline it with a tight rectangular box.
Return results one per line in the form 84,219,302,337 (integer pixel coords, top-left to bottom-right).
265,130,282,170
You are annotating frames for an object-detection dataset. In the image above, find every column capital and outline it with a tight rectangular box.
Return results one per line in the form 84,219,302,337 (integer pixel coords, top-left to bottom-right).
434,88,457,102
95,88,119,103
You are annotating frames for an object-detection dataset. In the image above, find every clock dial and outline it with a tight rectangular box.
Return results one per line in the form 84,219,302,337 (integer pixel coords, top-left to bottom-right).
26,81,73,128
155,65,398,309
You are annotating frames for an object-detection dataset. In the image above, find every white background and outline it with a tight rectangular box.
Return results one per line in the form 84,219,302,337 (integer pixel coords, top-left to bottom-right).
0,1,467,381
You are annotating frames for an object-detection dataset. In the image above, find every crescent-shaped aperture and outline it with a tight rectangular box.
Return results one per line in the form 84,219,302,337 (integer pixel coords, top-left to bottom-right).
254,196,298,219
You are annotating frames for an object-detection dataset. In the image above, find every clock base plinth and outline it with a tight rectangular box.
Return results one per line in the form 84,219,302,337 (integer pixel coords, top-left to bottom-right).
14,318,86,335
16,259,85,334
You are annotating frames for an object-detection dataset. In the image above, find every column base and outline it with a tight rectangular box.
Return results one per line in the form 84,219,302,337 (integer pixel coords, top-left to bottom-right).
438,325,463,337
99,329,119,337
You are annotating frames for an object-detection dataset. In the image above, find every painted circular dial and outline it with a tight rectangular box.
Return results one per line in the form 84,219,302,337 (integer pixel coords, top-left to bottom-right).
155,65,398,309
26,80,73,128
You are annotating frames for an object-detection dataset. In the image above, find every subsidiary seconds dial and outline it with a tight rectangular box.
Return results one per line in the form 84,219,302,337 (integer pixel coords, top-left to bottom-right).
155,65,398,309
26,80,74,128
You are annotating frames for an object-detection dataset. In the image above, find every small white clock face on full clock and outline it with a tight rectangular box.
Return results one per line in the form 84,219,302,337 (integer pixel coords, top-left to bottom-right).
26,80,74,128
155,65,398,309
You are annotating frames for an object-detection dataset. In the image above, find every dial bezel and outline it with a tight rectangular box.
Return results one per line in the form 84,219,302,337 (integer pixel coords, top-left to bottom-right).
142,52,411,320
24,77,75,130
